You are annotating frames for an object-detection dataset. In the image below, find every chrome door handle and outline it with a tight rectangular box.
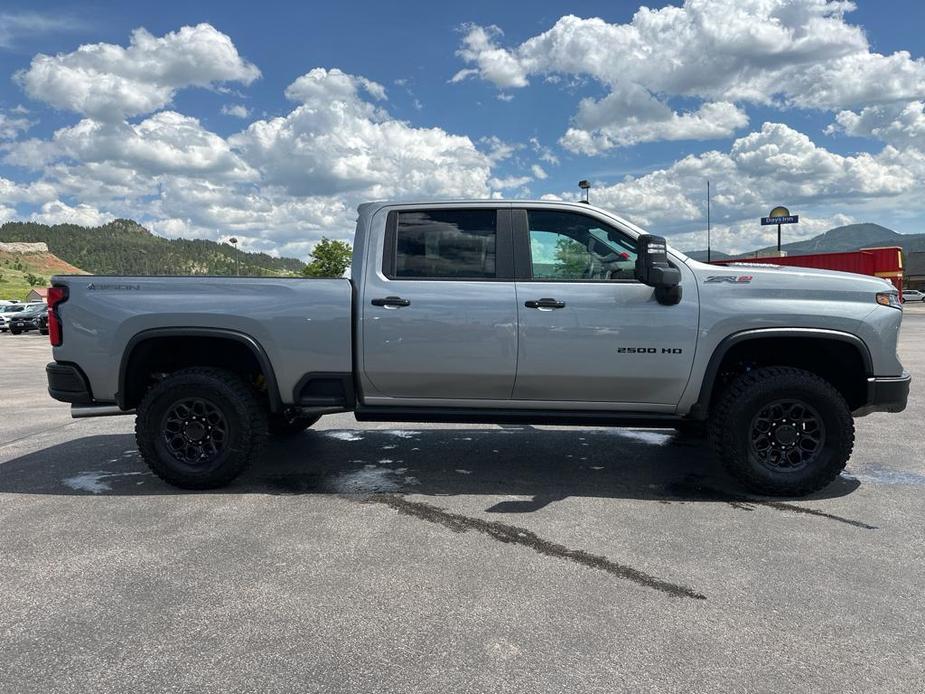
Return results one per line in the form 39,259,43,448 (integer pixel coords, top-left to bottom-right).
371,296,411,308
525,298,566,310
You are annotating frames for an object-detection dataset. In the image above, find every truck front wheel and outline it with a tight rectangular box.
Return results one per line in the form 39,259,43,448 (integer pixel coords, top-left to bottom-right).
135,368,267,489
710,366,854,496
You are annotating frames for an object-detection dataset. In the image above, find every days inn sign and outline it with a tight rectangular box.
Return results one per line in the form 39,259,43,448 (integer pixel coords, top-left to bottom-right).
760,206,799,226
760,206,798,253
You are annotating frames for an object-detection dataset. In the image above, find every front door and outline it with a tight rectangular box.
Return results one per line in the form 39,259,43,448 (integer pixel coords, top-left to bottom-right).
512,208,698,407
362,206,518,401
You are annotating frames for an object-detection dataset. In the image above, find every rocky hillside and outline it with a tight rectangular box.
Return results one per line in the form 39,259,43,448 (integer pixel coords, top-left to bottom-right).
0,245,86,301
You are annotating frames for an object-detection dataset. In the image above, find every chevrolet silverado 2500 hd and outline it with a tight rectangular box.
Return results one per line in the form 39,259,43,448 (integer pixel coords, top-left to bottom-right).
45,201,910,495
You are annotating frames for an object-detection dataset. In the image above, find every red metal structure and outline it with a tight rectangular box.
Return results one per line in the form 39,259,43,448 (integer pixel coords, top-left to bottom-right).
713,246,904,295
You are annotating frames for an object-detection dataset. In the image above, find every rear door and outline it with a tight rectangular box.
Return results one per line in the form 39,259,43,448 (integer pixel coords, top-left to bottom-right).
361,206,518,401
512,207,699,408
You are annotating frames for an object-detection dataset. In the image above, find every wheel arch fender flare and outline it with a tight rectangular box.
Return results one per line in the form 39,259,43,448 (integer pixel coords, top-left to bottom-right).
689,328,873,420
118,327,282,412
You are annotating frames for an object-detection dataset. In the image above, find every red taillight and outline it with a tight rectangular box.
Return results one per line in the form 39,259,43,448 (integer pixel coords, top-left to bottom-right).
47,285,68,347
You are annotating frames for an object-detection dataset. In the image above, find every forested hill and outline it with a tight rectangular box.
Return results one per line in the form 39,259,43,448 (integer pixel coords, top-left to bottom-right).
0,219,305,276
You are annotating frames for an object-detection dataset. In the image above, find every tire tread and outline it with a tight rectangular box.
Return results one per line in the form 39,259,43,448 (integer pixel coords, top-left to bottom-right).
709,366,855,496
135,367,267,489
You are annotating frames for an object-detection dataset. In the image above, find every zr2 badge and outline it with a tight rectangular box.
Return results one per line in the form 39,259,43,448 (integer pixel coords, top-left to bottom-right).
705,275,753,284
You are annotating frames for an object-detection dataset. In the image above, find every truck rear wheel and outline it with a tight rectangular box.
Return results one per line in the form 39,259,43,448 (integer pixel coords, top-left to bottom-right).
268,411,320,436
135,367,267,489
710,366,854,496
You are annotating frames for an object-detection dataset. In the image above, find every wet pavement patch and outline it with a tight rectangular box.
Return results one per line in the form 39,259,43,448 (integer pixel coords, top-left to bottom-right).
61,470,150,494
357,493,707,601
843,464,925,487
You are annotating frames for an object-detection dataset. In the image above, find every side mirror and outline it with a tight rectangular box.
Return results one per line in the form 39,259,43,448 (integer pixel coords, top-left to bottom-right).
635,234,682,305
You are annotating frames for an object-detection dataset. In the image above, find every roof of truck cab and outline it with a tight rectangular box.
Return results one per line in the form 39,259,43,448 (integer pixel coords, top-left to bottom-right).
361,199,603,208
357,199,646,231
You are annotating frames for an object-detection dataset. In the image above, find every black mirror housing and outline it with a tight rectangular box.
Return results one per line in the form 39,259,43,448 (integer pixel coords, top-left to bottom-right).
635,234,682,305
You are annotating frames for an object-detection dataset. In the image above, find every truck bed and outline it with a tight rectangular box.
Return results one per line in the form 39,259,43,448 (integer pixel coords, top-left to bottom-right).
50,275,353,406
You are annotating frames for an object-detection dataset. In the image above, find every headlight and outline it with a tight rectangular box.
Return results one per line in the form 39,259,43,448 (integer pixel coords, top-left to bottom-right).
876,292,902,310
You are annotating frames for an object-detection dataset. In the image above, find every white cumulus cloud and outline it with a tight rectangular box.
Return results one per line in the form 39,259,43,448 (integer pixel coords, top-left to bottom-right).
561,85,748,153
16,23,260,120
29,200,113,227
221,104,251,119
586,122,916,250
454,1,925,152
4,58,498,253
827,101,925,149
8,112,255,181
0,110,32,140
230,67,492,198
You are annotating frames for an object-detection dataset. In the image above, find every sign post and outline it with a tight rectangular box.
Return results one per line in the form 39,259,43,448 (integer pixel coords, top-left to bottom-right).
760,206,799,253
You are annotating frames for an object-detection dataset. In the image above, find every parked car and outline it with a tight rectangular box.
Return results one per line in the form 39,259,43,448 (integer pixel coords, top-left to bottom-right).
46,200,909,496
901,289,925,303
8,304,49,335
0,303,36,332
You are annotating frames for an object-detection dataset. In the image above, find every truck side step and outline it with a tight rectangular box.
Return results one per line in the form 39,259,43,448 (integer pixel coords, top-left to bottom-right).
354,406,683,428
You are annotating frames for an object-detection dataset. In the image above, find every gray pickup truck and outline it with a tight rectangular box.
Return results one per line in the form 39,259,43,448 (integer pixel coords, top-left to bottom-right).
46,200,910,495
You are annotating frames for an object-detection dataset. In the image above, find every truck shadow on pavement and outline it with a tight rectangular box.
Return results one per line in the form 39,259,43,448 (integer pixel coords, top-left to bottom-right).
0,426,863,513
0,425,879,602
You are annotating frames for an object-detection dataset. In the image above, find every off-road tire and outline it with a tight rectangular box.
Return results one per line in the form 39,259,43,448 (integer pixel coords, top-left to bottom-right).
268,411,320,436
710,366,854,496
135,367,267,489
9,327,21,335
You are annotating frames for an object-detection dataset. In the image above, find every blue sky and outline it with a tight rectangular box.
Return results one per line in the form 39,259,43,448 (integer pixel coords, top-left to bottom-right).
1,0,924,258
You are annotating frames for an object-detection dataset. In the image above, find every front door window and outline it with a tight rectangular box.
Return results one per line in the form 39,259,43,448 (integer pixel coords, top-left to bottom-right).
527,210,637,281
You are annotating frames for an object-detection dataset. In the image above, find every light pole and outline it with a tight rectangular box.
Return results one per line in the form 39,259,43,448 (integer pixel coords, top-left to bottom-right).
228,237,239,276
706,179,711,263
578,179,590,203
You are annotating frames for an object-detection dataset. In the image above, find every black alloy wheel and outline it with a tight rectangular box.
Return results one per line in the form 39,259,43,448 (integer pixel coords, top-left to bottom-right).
161,397,229,465
749,399,825,473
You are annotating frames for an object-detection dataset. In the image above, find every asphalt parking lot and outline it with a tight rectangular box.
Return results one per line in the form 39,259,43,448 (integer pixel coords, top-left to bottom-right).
2,312,924,693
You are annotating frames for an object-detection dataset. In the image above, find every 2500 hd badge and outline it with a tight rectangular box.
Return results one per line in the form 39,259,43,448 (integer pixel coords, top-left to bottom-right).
617,347,684,354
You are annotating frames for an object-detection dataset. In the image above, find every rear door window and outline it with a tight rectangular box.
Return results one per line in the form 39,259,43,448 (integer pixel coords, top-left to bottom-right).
390,209,498,279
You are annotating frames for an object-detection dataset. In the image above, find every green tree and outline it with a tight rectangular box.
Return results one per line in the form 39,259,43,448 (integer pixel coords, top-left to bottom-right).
302,237,353,278
554,237,589,278
25,272,39,286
